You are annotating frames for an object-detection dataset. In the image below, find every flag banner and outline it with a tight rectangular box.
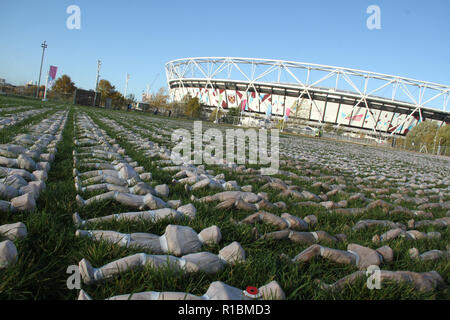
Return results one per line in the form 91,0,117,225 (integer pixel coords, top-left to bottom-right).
284,107,291,120
48,65,58,88
266,103,272,117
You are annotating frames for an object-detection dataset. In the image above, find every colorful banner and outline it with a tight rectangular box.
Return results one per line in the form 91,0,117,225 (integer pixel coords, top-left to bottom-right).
345,113,364,122
266,103,272,117
48,66,58,88
284,107,291,120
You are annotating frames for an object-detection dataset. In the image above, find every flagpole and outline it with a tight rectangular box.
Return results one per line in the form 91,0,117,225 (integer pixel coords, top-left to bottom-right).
43,69,50,101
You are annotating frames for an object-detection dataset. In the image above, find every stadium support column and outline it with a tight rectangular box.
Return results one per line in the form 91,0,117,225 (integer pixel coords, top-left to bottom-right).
334,100,342,124
321,95,328,123
444,94,449,112
387,107,396,133
375,107,382,139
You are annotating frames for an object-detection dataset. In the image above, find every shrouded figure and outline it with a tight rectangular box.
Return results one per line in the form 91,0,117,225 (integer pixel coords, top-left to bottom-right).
259,228,346,245
75,190,168,211
292,243,393,270
409,247,450,262
352,219,405,231
75,224,222,256
237,211,317,231
78,241,246,285
0,240,18,269
408,217,450,229
78,280,285,300
73,203,197,227
0,222,27,240
372,228,441,243
316,270,444,293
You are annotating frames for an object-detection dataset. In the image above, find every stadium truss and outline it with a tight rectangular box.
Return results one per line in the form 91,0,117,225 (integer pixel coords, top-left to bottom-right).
165,57,450,135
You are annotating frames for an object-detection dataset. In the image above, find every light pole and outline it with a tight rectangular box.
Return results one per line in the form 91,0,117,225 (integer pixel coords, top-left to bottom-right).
124,73,130,99
93,60,101,106
36,41,47,98
43,69,50,101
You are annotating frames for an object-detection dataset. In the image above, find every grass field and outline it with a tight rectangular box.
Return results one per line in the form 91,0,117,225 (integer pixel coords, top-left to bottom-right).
0,96,448,300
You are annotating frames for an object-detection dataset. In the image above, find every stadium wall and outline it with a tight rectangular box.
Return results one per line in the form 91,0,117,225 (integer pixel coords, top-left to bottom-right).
169,84,444,136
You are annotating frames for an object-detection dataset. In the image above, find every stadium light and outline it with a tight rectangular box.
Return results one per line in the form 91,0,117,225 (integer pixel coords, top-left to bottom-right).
93,60,101,106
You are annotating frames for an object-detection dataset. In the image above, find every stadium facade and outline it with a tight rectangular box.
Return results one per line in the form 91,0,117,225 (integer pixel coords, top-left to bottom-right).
165,57,450,136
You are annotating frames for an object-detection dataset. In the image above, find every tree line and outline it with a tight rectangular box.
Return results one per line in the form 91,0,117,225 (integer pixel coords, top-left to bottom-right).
48,74,214,118
48,74,135,108
394,121,449,155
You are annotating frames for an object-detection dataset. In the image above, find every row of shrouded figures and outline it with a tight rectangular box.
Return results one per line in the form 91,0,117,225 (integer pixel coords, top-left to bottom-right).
0,111,68,271
67,112,449,300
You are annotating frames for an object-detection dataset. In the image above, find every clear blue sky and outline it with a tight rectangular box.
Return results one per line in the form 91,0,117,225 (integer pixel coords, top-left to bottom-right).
0,0,449,99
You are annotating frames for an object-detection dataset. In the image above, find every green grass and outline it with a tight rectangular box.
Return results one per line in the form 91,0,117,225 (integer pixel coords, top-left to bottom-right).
0,96,449,300
0,106,79,299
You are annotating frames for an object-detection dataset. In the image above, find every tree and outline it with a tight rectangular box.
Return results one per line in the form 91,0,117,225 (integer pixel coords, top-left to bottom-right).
209,108,224,122
405,121,439,151
51,75,76,98
390,136,406,149
110,91,125,109
127,93,136,101
155,87,170,107
323,123,334,132
223,107,241,124
125,93,136,105
185,97,202,119
166,101,182,117
181,93,192,105
170,93,192,117
96,79,128,109
23,85,45,97
436,124,450,147
97,79,116,104
335,126,344,135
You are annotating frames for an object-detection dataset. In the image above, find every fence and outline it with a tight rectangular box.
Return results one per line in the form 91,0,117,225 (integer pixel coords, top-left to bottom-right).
0,85,74,104
391,143,449,157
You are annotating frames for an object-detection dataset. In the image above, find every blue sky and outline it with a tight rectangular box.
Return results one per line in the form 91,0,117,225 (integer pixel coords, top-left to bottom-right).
0,0,449,99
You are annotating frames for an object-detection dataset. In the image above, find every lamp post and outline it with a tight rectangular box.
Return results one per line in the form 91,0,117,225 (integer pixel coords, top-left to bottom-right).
93,60,101,106
36,41,48,98
124,73,130,98
43,69,50,101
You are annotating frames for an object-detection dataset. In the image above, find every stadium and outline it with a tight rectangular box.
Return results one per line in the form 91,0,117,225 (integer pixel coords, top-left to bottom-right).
165,57,450,137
